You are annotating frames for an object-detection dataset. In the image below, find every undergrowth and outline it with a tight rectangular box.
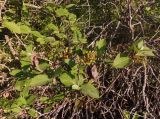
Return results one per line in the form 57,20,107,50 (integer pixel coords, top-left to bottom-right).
0,0,160,118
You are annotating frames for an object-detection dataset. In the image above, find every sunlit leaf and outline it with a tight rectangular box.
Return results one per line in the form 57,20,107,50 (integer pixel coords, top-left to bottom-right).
137,40,144,50
26,95,36,105
16,97,27,106
77,75,85,86
56,8,69,17
31,31,44,38
81,82,99,99
36,37,45,44
72,84,80,90
21,85,29,97
96,39,106,50
66,4,75,8
28,108,38,117
3,21,21,34
10,69,21,76
69,13,77,22
38,63,50,71
29,74,51,87
123,110,130,119
20,57,31,67
39,97,49,103
15,80,25,91
136,50,155,57
46,23,59,31
56,33,67,39
54,93,64,100
132,112,140,119
112,53,131,68
20,25,31,34
59,73,75,86
131,39,144,52
11,105,21,113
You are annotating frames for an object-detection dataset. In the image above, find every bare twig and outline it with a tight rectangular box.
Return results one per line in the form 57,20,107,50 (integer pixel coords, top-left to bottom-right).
86,0,91,27
149,25,160,41
5,35,19,60
109,21,121,46
142,60,152,116
87,20,115,48
127,0,134,39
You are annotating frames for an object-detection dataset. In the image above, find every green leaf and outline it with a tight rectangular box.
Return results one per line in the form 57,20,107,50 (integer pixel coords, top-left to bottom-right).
45,37,55,41
55,8,69,17
11,105,21,113
31,31,44,38
26,45,33,53
96,39,106,50
46,23,59,32
112,53,131,68
45,3,55,12
66,4,75,8
20,45,33,57
28,108,38,117
53,67,63,77
137,40,144,50
20,57,31,67
29,74,51,87
45,37,56,43
56,33,67,39
16,97,27,106
146,7,151,11
36,37,45,44
20,25,31,34
44,106,52,113
136,46,155,57
59,73,75,86
72,84,80,90
81,82,99,99
38,63,50,71
3,21,21,34
39,97,49,103
69,13,77,22
132,112,139,119
77,74,85,86
10,69,21,76
131,39,144,52
51,41,60,46
70,65,78,75
15,80,25,91
26,95,36,105
75,31,82,40
80,38,87,43
52,93,64,102
123,110,130,119
21,85,29,97
96,39,106,55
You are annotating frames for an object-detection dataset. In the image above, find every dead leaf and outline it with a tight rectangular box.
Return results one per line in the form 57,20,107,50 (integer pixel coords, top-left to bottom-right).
31,52,42,72
91,64,99,81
